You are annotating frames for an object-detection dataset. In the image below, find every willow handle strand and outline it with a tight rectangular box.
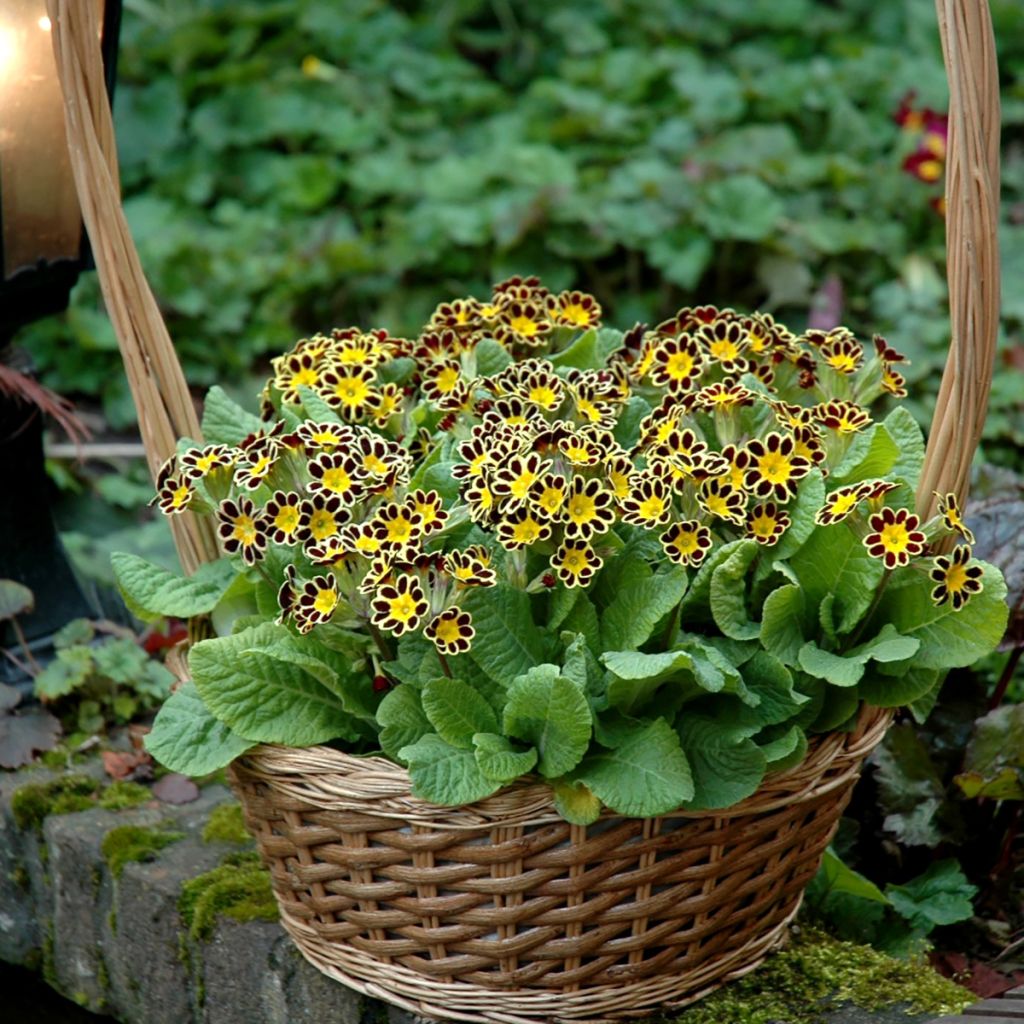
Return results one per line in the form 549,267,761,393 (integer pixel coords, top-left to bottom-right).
919,0,1001,533
46,0,219,574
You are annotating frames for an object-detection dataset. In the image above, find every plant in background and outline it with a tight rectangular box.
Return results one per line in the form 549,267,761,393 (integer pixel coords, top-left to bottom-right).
118,281,1008,822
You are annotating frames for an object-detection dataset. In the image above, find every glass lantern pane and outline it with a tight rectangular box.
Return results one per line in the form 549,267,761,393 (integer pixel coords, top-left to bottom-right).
0,0,101,279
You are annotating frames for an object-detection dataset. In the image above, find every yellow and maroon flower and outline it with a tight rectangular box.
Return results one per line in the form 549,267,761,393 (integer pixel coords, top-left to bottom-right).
521,367,564,411
306,538,351,568
217,497,268,565
306,493,347,543
559,429,607,467
371,501,424,553
660,520,713,567
746,501,791,546
293,575,341,634
864,507,927,569
156,474,196,516
452,435,497,482
372,383,405,424
551,540,603,588
814,484,869,526
936,492,975,545
273,350,321,403
464,478,499,526
605,455,633,502
495,301,552,347
234,439,281,491
421,360,463,404
332,332,390,368
491,452,547,505
929,545,983,610
337,522,382,559
497,507,553,550
649,335,702,390
370,575,429,636
570,383,615,427
792,425,827,470
308,452,366,503
424,607,475,655
619,474,672,527
429,298,483,332
319,365,379,420
296,420,353,452
820,336,863,375
264,490,311,546
179,444,235,481
406,489,448,535
563,476,616,539
744,432,811,500
528,474,568,520
813,400,871,435
695,382,756,412
696,320,749,373
697,477,747,526
444,549,497,587
720,444,752,493
549,290,602,330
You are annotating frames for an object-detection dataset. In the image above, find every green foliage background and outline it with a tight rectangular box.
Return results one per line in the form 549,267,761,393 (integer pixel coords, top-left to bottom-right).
21,0,1024,468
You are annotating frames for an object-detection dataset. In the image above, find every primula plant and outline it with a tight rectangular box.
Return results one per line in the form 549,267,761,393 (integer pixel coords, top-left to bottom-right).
118,277,1009,822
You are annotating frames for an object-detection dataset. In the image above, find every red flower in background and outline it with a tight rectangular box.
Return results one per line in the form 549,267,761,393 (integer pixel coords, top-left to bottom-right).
894,91,948,210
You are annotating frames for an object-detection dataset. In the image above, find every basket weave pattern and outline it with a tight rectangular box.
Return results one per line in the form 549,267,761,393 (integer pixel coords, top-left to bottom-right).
228,706,890,1022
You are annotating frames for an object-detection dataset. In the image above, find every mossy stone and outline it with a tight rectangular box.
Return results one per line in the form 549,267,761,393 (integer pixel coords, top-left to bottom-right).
178,852,278,942
201,802,250,845
11,775,97,832
97,780,151,811
100,824,185,879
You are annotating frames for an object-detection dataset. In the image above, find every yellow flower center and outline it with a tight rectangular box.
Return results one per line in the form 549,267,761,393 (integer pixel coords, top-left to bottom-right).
879,522,910,553
568,494,597,525
945,563,968,592
563,443,592,464
709,339,739,362
826,352,857,374
637,494,667,521
608,469,630,501
537,486,565,514
233,515,258,546
311,429,342,447
728,463,746,491
705,494,731,518
511,517,544,544
337,345,374,365
510,468,538,500
665,350,695,380
669,530,699,556
415,501,439,526
313,587,338,617
385,515,416,544
195,453,220,473
452,564,475,582
434,617,462,644
248,455,272,479
321,467,353,494
171,486,191,509
389,593,419,623
917,159,943,182
363,453,388,474
274,506,300,534
829,492,859,517
334,375,371,407
435,366,460,393
747,329,769,353
575,398,602,423
751,513,779,539
560,303,591,326
529,385,559,408
354,533,379,555
290,366,319,389
509,315,540,337
758,451,792,485
309,510,338,541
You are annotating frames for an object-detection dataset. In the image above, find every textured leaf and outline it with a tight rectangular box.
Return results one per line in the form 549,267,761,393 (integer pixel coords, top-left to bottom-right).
883,407,926,487
710,542,761,640
464,585,548,686
872,562,1008,670
760,584,810,665
830,424,898,484
885,860,977,931
861,665,940,709
601,566,688,650
770,471,826,562
34,647,94,699
503,665,591,778
809,848,890,906
576,719,693,816
472,733,538,781
0,707,62,769
679,540,750,622
475,338,513,376
144,681,254,775
741,651,807,724
201,385,264,445
400,734,500,805
677,714,766,810
422,677,498,748
954,704,1024,801
602,649,693,714
871,723,948,847
190,628,351,745
760,725,807,772
549,328,601,370
112,553,238,621
377,684,431,761
0,579,33,619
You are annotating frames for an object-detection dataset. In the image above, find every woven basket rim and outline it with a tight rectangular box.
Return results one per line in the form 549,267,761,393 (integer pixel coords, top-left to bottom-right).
232,702,892,830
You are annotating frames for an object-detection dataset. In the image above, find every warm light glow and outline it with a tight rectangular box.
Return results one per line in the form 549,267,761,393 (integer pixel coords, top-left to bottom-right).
0,27,16,80
38,15,51,30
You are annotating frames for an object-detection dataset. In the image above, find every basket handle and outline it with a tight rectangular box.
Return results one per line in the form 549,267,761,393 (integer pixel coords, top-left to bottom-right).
47,0,1000,571
917,0,1001,526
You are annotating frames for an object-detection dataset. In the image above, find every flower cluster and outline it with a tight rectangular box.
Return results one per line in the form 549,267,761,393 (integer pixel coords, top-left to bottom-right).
894,90,948,215
155,279,986,667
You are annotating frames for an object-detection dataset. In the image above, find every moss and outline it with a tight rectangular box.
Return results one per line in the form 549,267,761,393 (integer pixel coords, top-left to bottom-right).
41,922,57,989
97,957,109,994
98,780,152,810
669,927,973,1024
10,865,30,891
11,775,97,832
178,851,278,941
107,908,117,933
201,802,250,845
72,991,89,1007
100,824,184,879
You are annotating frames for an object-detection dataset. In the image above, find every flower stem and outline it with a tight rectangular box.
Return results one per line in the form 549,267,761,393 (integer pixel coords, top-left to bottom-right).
437,652,453,678
843,569,893,651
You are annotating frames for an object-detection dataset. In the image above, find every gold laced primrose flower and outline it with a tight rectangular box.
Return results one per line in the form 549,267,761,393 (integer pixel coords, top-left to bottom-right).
864,507,927,569
308,452,366,503
936,491,975,545
746,502,791,546
815,484,869,526
156,473,195,515
264,490,310,546
498,507,553,550
649,336,702,390
745,432,811,501
619,474,672,527
814,400,871,435
217,497,267,565
698,477,747,526
552,540,603,588
424,607,475,655
696,320,749,373
180,444,235,480
930,545,984,610
563,476,616,539
296,420,353,451
293,575,340,634
549,290,602,329
370,575,429,637
444,549,497,587
234,439,281,491
660,520,713,567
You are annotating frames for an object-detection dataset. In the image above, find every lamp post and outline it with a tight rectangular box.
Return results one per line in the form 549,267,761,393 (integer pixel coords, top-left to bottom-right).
0,0,121,685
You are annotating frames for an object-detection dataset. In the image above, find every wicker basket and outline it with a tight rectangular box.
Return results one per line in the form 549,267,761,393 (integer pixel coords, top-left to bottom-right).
226,706,890,1023
47,0,1001,1021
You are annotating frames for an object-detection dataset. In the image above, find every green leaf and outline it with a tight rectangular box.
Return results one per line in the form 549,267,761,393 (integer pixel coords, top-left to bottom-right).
790,524,885,634
297,385,342,424
503,665,592,779
549,328,600,370
883,407,926,487
575,719,693,816
602,649,693,715
201,385,263,445
464,585,548,686
798,644,863,687
112,553,238,621
561,591,601,654
601,566,688,650
872,561,1008,670
697,175,783,242
860,665,940,708
399,734,500,805
34,647,94,700
760,725,807,772
144,681,254,776
759,585,811,665
679,540,750,622
885,860,977,931
551,779,602,825
710,542,761,640
741,651,808,725
830,424,899,484
677,714,766,810
474,338,513,377
954,704,1024,801
422,677,498,748
377,684,431,761
770,470,826,562
190,627,351,746
810,848,890,905
0,579,33,620
472,733,538,782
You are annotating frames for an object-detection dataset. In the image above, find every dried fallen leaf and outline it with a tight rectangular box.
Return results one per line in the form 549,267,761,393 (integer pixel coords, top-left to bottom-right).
0,707,62,769
152,773,199,804
101,749,153,781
